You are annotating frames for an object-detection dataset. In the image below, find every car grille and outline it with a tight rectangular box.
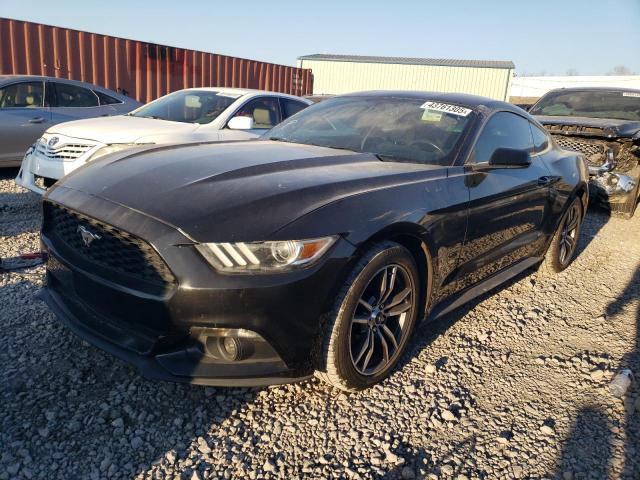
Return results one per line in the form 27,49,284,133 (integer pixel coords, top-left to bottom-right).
35,142,95,161
43,202,175,290
552,136,606,165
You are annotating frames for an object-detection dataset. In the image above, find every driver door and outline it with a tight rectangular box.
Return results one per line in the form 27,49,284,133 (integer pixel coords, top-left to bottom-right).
455,111,552,291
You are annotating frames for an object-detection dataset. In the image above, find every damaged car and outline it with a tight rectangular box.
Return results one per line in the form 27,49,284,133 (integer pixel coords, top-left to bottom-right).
530,87,640,218
40,92,588,391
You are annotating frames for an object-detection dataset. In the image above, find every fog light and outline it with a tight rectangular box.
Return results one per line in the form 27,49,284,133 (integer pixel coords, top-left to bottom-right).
220,336,245,361
195,327,280,363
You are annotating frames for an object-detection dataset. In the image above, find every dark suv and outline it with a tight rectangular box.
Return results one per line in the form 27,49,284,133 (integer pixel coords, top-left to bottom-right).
530,87,640,218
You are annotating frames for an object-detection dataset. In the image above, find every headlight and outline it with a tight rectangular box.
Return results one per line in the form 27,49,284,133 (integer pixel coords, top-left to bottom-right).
88,143,152,162
195,236,338,273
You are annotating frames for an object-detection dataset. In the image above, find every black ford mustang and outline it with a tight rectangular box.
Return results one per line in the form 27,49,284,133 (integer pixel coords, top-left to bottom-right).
40,92,589,391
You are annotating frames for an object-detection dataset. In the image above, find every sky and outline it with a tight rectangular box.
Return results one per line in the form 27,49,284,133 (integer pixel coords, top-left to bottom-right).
3,0,640,76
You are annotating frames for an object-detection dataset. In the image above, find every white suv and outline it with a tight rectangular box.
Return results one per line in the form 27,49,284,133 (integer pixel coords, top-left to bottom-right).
16,87,311,194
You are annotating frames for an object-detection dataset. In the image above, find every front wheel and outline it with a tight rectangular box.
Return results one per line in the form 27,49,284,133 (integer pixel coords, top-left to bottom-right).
316,242,420,391
539,197,583,275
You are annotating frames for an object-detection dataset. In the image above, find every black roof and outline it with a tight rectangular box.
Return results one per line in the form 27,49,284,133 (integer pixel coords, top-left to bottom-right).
341,90,519,112
298,54,515,70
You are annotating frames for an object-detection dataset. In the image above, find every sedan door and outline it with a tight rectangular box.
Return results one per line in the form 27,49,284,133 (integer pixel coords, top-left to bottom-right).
455,111,552,291
226,96,282,136
0,80,51,165
48,81,112,124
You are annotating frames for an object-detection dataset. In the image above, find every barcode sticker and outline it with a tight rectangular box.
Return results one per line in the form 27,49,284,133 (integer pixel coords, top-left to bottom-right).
420,101,472,117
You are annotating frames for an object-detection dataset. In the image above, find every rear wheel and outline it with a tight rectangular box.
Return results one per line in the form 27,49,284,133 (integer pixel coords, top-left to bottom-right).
316,242,420,391
539,197,583,275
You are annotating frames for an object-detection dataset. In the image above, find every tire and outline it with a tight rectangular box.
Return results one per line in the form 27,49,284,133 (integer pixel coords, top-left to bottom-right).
539,197,583,275
315,242,420,392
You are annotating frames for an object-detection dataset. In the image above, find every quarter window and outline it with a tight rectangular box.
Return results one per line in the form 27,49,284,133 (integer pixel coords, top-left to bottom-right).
281,99,308,119
0,82,44,108
471,112,534,163
232,97,281,129
53,83,99,108
94,90,123,105
530,123,550,153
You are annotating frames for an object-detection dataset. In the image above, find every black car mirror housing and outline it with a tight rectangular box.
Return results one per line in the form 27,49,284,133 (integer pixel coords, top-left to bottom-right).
488,148,531,168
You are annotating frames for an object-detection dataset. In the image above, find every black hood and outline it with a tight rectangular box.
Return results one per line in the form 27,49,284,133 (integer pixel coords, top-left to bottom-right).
54,140,445,242
535,115,640,138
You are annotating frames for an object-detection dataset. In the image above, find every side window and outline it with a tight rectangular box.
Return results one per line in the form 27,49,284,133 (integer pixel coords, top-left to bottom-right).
0,82,44,108
94,90,123,105
53,83,99,108
471,112,534,163
281,99,308,119
232,97,281,129
530,123,550,153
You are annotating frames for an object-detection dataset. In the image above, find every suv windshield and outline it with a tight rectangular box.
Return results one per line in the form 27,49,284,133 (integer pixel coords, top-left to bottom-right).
530,90,640,121
266,96,474,165
131,90,238,124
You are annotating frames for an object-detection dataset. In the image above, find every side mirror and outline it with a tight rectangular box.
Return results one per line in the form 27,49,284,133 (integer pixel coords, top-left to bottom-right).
489,148,531,168
227,116,255,130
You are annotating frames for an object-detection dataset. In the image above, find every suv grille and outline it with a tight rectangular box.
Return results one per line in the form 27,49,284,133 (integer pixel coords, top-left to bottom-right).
552,136,606,165
43,202,175,290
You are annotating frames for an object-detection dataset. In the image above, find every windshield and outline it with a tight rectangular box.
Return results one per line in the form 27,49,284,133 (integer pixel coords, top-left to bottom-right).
265,96,474,165
530,90,640,121
131,90,238,124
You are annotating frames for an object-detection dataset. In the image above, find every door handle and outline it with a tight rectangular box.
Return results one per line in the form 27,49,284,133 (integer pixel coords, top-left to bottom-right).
28,117,45,124
538,176,552,186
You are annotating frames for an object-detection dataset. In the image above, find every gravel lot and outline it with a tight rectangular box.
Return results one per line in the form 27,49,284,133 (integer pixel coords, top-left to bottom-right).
1,169,639,480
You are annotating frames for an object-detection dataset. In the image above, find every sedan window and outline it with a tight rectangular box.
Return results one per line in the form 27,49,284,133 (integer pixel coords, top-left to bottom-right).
53,83,100,108
232,97,281,129
471,112,534,163
0,82,44,108
281,98,308,119
94,90,123,105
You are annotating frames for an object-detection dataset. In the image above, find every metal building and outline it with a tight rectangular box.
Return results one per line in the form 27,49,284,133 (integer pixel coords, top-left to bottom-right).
298,54,514,100
0,17,313,103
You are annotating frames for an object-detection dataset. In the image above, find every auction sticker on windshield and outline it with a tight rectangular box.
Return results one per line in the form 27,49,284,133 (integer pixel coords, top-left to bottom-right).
420,101,472,117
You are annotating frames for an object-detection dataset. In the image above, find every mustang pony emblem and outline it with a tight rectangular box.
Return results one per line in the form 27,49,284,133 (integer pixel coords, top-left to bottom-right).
77,225,101,247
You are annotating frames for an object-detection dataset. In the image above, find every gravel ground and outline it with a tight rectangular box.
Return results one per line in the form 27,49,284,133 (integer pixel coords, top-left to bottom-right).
1,169,639,480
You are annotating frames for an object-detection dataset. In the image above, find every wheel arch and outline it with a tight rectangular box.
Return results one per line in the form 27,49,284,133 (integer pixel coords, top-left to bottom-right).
354,222,435,322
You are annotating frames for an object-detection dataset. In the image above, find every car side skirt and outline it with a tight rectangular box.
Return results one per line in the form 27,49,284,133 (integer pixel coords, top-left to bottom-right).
428,256,542,321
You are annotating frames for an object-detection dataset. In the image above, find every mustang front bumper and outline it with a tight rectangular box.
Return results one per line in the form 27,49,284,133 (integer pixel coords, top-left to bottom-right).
40,190,356,386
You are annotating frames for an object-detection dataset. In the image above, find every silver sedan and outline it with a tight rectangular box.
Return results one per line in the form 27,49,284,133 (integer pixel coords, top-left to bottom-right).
0,75,141,167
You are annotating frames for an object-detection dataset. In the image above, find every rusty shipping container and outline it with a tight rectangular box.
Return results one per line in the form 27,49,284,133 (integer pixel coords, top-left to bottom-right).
0,17,313,102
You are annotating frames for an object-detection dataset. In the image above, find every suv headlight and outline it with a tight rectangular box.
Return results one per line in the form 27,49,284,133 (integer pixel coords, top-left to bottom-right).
195,236,338,273
88,143,153,162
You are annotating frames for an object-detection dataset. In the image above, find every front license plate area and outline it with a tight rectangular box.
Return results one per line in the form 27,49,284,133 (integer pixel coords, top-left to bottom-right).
47,253,73,289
